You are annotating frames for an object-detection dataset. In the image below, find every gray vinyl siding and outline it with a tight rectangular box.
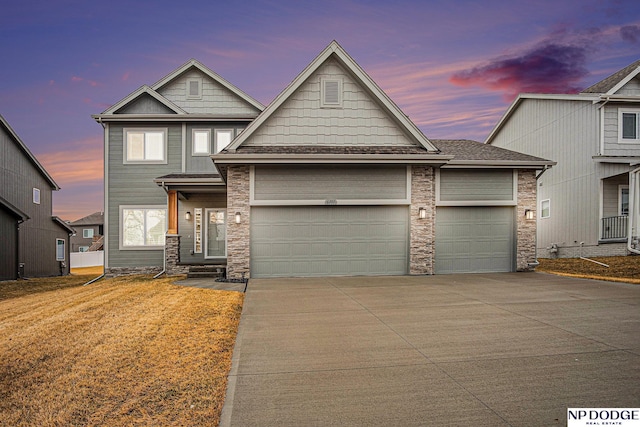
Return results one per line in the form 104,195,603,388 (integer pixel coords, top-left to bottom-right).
439,169,513,202
157,69,261,116
244,58,415,147
107,123,181,268
177,194,227,264
0,124,70,277
115,94,177,114
602,104,640,156
253,165,408,201
251,206,409,277
490,98,603,249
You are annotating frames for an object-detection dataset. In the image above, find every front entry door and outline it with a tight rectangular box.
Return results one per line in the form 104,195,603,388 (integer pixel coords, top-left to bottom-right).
205,209,226,258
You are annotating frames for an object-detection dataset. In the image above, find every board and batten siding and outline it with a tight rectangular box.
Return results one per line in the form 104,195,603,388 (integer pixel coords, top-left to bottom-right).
107,123,182,268
244,58,415,147
252,165,408,202
489,98,604,249
0,124,70,277
157,69,260,116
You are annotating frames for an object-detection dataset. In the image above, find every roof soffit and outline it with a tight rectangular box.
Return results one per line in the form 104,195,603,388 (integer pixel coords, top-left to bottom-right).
226,41,438,152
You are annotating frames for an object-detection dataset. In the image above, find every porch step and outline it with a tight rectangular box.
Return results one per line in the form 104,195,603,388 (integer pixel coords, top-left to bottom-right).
187,265,226,279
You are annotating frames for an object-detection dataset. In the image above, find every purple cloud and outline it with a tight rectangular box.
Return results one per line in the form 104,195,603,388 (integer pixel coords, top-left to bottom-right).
621,25,640,44
449,43,589,99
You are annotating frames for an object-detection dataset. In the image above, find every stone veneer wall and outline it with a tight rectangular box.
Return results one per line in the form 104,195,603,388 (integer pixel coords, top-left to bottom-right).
410,166,435,275
516,170,537,271
226,165,251,279
165,234,188,275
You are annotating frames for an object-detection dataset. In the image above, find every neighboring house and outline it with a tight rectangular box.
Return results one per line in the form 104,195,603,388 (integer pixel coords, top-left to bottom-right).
486,60,640,258
94,41,553,278
68,211,104,252
0,115,73,280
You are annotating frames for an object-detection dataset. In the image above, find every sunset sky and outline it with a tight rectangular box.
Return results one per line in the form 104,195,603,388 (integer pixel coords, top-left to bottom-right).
1,0,639,221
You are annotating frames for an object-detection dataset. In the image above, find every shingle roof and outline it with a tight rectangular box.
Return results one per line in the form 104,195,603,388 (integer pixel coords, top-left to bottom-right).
69,211,104,226
581,59,640,94
432,139,551,162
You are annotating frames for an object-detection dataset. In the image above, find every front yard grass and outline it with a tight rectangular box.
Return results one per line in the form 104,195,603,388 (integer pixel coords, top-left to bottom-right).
0,273,243,426
537,256,640,284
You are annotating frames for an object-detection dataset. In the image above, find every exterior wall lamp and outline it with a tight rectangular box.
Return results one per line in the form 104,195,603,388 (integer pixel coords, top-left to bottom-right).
235,212,242,224
185,211,192,221
525,209,535,220
418,207,427,219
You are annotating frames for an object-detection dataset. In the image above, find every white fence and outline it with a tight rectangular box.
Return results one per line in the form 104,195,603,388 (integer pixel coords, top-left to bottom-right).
70,251,104,268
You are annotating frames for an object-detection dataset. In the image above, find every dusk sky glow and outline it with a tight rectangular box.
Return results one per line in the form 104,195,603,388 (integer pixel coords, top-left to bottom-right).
1,0,639,221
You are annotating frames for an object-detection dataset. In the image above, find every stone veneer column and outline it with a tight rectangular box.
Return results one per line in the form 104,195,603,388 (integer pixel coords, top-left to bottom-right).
165,234,188,275
410,166,435,275
226,165,251,279
516,170,537,271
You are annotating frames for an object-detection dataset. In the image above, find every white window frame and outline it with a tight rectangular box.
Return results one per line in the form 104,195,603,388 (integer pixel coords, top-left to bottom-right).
618,109,640,143
204,209,227,259
119,205,167,250
541,199,551,219
186,77,202,100
123,128,168,164
83,228,94,239
321,78,342,108
56,239,65,261
619,185,629,216
192,129,211,156
33,188,41,204
214,129,234,153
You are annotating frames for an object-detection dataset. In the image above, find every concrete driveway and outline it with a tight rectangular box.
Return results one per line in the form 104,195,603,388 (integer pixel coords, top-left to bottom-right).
220,273,640,427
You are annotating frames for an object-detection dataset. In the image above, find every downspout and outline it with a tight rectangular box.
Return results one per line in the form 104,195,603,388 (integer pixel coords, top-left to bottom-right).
153,181,168,279
628,166,640,255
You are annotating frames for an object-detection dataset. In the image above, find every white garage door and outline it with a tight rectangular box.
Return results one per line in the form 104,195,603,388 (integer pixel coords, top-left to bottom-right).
435,207,515,274
251,206,409,278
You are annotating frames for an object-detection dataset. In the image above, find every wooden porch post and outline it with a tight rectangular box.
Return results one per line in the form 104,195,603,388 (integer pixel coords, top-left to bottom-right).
168,190,178,234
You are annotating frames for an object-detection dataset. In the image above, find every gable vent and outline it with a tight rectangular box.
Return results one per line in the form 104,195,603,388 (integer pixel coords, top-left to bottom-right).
322,79,341,107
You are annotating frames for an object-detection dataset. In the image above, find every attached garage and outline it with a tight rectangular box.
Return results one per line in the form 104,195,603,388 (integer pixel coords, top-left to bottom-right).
251,206,409,277
435,206,515,274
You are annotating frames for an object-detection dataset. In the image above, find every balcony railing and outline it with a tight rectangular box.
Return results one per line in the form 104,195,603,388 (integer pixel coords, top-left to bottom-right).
601,216,628,240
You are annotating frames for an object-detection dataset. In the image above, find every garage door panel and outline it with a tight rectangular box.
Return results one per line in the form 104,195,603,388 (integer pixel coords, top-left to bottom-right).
251,206,409,278
435,207,514,274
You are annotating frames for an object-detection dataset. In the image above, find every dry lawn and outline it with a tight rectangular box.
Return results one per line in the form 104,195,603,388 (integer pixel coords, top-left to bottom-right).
537,256,640,284
0,274,243,426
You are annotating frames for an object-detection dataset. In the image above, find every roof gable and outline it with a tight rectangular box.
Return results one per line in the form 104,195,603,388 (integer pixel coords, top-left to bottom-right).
0,114,60,190
581,59,640,95
227,41,438,152
102,86,186,115
152,59,264,114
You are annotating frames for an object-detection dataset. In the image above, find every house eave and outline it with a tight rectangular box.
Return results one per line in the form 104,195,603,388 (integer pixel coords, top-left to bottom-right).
211,153,454,166
92,114,258,122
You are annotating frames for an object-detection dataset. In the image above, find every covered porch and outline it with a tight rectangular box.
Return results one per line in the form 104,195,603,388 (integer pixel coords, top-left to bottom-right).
155,174,228,276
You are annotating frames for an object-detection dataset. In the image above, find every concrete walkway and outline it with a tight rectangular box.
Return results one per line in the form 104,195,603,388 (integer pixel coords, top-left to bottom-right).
220,273,640,427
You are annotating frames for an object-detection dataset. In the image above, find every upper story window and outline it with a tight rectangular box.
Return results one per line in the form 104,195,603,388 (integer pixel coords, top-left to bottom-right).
33,188,41,204
187,77,202,100
192,129,211,156
124,128,167,164
215,129,234,153
83,229,94,239
619,109,640,142
321,78,342,108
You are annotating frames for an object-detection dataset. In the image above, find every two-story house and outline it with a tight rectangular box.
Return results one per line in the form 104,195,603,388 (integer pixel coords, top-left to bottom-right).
0,115,74,280
486,60,640,258
68,211,104,252
94,41,554,279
